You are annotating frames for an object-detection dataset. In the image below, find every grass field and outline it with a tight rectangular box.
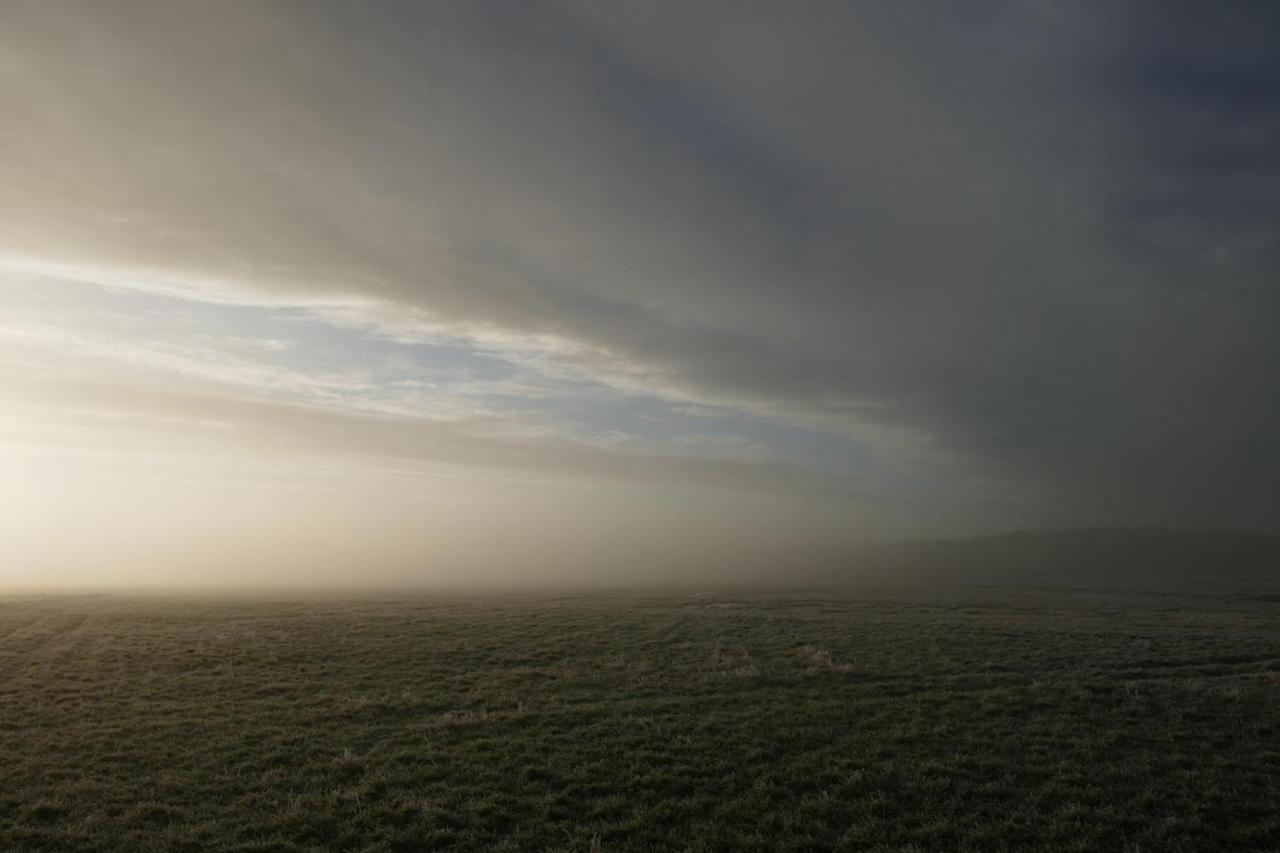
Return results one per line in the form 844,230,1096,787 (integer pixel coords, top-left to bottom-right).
3,586,1279,852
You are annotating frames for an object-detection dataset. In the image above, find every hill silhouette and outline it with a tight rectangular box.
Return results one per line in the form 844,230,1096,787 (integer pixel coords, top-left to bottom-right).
844,528,1280,588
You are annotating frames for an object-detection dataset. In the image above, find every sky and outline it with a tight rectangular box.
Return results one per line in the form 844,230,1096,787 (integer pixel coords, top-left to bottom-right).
2,1,1278,587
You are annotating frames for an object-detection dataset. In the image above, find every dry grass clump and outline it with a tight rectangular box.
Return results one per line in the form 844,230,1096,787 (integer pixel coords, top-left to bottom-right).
710,637,759,677
794,644,857,673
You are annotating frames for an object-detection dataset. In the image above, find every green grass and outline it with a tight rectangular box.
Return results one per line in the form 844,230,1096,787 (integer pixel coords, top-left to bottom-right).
2,586,1279,851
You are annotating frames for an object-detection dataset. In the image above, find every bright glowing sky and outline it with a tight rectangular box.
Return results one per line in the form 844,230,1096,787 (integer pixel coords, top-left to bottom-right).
2,2,1278,587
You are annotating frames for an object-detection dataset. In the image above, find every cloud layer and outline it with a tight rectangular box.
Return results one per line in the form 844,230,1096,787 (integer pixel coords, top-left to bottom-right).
2,0,1278,558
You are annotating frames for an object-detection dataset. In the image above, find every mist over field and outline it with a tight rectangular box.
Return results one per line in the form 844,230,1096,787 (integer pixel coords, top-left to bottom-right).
3,3,1280,851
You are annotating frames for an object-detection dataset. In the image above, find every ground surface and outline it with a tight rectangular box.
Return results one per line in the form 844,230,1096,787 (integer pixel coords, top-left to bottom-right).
2,586,1279,852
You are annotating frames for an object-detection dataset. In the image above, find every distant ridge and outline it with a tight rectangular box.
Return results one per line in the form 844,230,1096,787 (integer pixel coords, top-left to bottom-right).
851,527,1280,587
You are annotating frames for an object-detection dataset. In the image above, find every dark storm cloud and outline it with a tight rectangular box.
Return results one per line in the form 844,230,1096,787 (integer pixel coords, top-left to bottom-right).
2,0,1277,528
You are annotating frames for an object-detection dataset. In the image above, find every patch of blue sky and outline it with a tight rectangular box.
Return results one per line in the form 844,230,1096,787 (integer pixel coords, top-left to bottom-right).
11,269,517,386
7,267,888,483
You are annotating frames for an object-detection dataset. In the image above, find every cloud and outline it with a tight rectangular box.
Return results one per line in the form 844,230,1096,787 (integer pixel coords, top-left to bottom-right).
1,1,1277,531
0,361,846,501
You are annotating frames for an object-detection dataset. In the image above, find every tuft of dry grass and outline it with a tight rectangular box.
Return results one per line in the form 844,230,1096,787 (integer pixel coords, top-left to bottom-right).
710,637,758,677
794,644,857,673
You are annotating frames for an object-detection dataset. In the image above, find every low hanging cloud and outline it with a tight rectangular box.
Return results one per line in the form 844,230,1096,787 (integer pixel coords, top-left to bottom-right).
1,0,1277,533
